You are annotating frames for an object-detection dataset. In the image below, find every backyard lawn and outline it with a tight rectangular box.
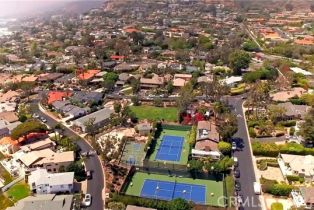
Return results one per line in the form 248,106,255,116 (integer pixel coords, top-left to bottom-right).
5,181,30,202
130,106,178,122
149,129,190,165
125,171,225,207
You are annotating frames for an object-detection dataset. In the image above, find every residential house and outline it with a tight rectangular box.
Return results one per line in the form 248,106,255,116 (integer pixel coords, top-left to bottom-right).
72,107,114,133
277,102,310,120
20,138,56,152
74,69,101,83
0,136,20,155
194,121,220,155
71,91,103,105
6,194,74,210
28,168,74,194
19,149,74,173
197,75,213,84
173,73,192,88
102,61,117,70
110,55,125,61
54,73,75,85
278,154,314,182
0,119,21,138
0,102,17,112
222,76,243,86
116,73,131,87
291,187,314,209
0,91,21,103
114,63,139,72
47,91,72,105
38,73,64,83
140,74,165,89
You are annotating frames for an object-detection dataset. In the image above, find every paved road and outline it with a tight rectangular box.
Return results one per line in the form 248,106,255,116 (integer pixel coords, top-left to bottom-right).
30,100,104,210
227,95,262,210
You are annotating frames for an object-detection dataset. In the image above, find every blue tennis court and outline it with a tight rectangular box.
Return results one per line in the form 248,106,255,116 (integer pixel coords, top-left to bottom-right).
155,135,184,162
140,179,206,204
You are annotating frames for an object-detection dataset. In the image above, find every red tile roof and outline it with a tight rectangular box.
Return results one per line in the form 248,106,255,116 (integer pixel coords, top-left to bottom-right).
77,69,100,80
47,91,72,104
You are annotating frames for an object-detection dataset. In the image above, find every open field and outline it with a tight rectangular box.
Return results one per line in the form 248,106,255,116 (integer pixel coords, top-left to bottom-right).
125,171,225,207
130,106,178,122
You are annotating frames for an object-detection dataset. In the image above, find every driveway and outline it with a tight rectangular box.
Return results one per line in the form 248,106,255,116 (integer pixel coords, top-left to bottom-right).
227,95,262,210
30,99,105,210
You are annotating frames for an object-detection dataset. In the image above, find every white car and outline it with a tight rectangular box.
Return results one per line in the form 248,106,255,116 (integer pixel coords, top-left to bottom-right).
232,142,237,150
82,194,92,207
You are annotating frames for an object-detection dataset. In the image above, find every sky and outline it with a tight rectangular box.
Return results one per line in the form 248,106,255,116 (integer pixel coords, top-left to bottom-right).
0,0,99,18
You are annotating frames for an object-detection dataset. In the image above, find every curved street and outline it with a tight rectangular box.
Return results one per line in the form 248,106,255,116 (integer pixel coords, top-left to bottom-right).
30,98,104,210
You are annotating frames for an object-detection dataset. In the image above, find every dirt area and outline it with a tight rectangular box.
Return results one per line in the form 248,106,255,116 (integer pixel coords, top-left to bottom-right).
259,166,285,183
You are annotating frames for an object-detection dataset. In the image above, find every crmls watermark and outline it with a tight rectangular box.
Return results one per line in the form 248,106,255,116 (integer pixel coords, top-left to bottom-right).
218,196,262,208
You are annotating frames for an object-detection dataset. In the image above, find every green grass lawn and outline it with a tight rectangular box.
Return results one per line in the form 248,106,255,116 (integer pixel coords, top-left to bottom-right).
125,171,225,207
130,105,178,122
5,181,30,202
149,129,190,165
225,175,234,207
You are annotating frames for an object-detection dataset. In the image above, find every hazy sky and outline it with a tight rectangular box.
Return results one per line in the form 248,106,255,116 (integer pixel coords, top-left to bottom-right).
0,0,96,18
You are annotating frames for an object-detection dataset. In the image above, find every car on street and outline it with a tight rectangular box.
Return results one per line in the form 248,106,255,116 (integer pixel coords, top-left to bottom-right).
235,180,241,191
234,169,240,178
232,142,237,151
40,117,47,123
32,113,39,118
237,194,243,205
86,170,93,180
82,194,92,207
233,157,238,167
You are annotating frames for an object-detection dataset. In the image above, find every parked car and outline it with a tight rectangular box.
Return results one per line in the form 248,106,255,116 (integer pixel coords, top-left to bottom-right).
232,142,237,151
86,170,93,180
233,157,239,167
40,117,47,123
234,169,240,178
235,180,241,191
88,150,97,156
32,113,39,118
82,194,92,207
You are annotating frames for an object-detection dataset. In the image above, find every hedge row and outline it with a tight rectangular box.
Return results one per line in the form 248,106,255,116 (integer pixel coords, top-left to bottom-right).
252,141,314,157
109,193,192,210
260,177,294,196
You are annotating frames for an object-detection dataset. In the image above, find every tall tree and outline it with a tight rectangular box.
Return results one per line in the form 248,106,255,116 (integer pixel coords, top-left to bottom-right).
228,50,251,75
299,109,314,145
176,82,194,113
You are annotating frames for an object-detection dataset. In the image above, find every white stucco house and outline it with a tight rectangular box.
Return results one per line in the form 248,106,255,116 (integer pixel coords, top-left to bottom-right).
28,168,74,194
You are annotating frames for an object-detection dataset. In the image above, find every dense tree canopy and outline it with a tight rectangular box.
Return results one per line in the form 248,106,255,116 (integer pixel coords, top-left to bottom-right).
11,120,47,140
228,50,251,75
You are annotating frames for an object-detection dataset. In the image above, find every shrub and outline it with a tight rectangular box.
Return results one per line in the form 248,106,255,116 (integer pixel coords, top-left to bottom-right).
257,161,267,171
249,127,257,138
289,127,295,136
260,177,278,193
286,175,300,182
218,141,232,155
268,184,294,196
278,120,296,127
252,142,314,157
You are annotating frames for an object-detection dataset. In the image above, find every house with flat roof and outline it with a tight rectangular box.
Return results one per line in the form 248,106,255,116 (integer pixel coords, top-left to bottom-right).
28,168,74,194
6,194,74,210
72,107,114,133
278,154,314,182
